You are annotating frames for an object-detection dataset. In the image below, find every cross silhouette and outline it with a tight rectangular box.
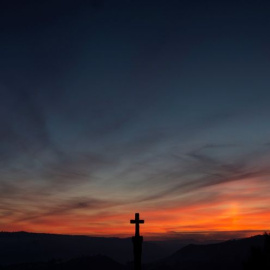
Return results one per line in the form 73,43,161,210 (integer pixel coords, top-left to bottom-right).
130,213,144,237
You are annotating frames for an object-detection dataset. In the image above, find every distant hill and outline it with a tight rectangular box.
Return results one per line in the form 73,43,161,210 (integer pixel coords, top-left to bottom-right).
146,235,266,270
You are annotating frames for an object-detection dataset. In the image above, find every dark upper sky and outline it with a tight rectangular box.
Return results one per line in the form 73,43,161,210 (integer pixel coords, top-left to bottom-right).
0,0,270,237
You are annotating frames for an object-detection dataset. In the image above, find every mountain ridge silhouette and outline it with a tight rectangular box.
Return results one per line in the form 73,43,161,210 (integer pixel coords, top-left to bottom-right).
0,231,173,265
146,234,266,270
0,232,267,270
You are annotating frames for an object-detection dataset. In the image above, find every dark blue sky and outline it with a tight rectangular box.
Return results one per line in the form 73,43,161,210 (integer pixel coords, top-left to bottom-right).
0,0,270,237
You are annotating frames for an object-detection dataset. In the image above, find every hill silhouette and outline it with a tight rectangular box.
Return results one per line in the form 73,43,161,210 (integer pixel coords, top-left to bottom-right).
0,232,174,265
0,232,267,270
146,235,265,270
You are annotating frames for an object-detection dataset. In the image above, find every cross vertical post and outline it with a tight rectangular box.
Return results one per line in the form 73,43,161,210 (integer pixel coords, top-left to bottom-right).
130,213,144,270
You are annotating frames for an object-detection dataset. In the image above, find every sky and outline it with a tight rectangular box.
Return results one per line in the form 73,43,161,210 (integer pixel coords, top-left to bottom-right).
0,0,270,240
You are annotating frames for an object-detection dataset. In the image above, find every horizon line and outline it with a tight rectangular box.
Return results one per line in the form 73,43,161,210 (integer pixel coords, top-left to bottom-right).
0,229,268,241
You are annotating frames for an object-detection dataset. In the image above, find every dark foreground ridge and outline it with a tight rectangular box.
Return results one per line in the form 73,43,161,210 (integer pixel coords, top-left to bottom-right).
0,232,269,270
1,255,125,270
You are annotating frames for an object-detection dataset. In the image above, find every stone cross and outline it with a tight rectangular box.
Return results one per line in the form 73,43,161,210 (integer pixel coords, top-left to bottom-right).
130,213,144,270
130,213,144,237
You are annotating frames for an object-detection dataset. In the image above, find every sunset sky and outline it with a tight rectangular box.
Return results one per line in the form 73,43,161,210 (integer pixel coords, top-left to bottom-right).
1,0,270,240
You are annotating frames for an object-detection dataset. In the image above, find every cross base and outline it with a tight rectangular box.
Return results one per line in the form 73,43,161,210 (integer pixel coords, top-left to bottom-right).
132,236,143,270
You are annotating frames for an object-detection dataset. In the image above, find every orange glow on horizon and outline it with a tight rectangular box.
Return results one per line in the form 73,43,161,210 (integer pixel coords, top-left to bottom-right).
2,177,270,240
